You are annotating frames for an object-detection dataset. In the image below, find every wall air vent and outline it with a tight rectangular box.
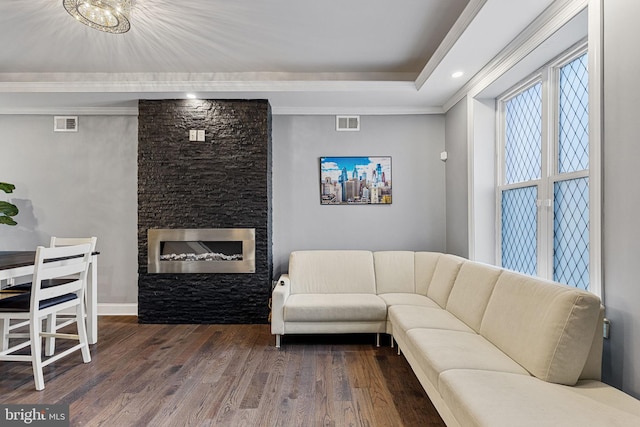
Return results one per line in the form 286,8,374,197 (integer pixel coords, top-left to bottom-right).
54,116,78,132
336,115,360,131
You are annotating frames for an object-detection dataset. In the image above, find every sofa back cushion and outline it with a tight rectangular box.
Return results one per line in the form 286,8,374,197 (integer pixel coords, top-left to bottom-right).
446,261,503,332
374,251,415,294
480,270,602,385
288,250,376,294
414,252,441,295
426,254,465,307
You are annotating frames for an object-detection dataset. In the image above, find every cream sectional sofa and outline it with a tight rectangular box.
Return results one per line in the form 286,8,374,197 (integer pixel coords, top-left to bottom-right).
271,250,640,426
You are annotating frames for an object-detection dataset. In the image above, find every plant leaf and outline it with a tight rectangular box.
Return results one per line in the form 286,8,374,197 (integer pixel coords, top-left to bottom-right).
0,201,19,217
0,182,16,194
0,216,17,226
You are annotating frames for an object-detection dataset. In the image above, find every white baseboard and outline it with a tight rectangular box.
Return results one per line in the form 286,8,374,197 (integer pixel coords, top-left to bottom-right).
98,303,138,316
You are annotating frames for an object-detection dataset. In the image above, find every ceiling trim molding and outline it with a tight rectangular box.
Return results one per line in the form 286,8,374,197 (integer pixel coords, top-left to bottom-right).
0,105,445,117
0,107,138,116
0,73,416,94
442,0,588,112
415,0,488,90
271,106,444,116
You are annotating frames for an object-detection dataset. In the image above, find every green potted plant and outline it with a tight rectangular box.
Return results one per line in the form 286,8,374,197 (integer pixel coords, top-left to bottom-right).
0,182,19,226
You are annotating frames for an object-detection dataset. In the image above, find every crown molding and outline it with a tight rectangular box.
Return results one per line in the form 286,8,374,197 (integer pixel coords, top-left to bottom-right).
0,106,138,116
271,106,444,116
442,0,588,112
415,0,488,90
0,104,444,117
0,72,415,93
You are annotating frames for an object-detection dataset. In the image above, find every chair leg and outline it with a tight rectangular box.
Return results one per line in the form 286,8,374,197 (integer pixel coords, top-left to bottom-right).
30,316,45,391
0,319,9,351
76,305,91,363
376,333,380,347
45,314,57,356
275,334,281,348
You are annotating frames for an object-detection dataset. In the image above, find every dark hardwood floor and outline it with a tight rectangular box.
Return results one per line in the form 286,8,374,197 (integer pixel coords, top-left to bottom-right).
0,316,446,426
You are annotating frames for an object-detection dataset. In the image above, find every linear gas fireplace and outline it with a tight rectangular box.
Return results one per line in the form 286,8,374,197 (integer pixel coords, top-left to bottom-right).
147,228,255,274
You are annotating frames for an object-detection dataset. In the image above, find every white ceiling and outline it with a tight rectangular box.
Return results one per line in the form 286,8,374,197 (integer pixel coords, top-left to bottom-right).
0,0,581,115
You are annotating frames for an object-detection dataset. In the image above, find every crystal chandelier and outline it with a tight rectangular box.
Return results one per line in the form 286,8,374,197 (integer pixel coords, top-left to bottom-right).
63,0,133,34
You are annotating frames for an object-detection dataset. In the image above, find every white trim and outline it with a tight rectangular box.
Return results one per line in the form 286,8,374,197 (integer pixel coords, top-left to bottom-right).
0,74,415,93
271,106,444,116
587,0,603,300
415,0,488,90
98,303,138,316
540,67,553,280
495,99,504,266
443,0,589,112
0,107,138,116
466,96,476,260
0,105,445,117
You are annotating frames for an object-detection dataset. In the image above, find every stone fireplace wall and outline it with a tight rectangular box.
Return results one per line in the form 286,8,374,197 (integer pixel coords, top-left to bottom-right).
137,99,272,323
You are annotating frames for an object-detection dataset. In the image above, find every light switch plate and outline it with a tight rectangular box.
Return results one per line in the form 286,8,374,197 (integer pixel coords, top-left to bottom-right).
197,130,205,141
189,130,197,141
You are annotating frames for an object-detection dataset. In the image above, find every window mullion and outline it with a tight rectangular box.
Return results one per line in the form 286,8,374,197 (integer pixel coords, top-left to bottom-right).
539,67,554,280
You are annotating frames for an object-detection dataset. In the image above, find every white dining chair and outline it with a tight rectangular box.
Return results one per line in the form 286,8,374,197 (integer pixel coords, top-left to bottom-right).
45,237,97,354
0,243,92,390
1,237,97,355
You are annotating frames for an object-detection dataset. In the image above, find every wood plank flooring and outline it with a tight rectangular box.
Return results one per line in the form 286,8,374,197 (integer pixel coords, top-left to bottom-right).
0,316,446,426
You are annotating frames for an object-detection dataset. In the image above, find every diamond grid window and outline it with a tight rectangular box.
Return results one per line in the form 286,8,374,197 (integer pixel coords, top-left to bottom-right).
554,178,589,290
505,83,542,184
559,54,589,173
501,186,537,276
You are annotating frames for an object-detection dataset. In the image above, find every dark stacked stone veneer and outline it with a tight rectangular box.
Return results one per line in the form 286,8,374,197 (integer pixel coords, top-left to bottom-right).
137,99,272,324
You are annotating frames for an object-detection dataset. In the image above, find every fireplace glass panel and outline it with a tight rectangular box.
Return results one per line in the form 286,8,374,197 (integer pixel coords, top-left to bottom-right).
160,241,244,261
148,228,255,273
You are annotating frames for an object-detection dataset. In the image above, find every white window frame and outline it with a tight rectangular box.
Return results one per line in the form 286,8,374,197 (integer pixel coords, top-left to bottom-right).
496,40,601,296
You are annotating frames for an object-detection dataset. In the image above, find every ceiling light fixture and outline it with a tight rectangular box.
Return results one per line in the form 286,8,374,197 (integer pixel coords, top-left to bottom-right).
451,71,464,79
63,0,133,34
186,93,197,99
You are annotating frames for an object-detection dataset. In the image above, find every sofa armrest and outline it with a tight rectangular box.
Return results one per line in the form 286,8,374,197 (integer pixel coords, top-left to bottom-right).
271,274,291,336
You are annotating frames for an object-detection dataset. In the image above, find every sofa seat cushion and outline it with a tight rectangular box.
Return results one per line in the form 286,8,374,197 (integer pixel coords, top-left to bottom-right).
378,293,439,308
389,305,473,339
404,328,529,391
283,294,387,322
439,369,640,427
571,380,640,417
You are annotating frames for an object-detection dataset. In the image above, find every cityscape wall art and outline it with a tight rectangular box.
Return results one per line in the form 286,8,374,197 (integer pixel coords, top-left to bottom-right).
320,156,392,205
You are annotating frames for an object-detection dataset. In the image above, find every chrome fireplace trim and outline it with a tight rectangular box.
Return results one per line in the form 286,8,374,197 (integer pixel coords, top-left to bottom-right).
147,228,255,274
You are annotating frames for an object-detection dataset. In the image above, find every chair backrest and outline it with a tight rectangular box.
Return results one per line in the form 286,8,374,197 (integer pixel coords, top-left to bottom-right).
50,236,97,253
30,243,92,313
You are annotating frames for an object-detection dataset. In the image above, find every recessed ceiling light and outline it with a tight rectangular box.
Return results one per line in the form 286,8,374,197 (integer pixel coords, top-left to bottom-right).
451,71,464,79
186,93,197,99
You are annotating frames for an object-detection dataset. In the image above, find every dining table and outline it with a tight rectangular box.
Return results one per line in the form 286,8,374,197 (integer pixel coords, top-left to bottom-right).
0,250,99,344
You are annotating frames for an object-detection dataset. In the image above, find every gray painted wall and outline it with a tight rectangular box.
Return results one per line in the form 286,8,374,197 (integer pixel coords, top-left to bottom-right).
601,0,640,398
2,113,446,306
444,97,469,257
271,114,446,276
0,115,138,304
